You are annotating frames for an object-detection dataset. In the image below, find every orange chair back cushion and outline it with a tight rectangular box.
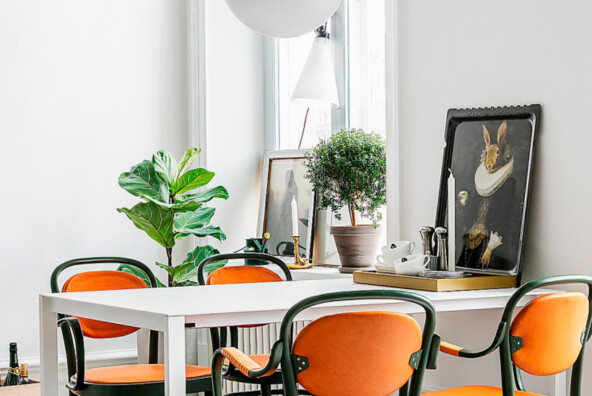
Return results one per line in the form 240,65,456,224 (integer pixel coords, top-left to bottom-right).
207,266,283,328
510,292,589,376
206,266,282,285
293,311,422,396
61,271,148,339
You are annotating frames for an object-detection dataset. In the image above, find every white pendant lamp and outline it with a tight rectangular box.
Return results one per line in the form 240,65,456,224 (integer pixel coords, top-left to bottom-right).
225,0,343,38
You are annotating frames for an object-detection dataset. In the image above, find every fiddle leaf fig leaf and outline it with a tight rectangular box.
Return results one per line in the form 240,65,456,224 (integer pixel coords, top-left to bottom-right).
117,202,175,248
142,195,202,213
156,262,176,276
173,207,215,234
172,168,215,195
152,150,177,187
176,225,226,241
173,245,224,284
117,264,152,287
174,148,201,184
119,160,168,203
177,186,230,204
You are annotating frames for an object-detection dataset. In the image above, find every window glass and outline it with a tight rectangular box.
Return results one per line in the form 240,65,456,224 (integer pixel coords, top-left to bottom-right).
348,0,386,137
277,30,333,150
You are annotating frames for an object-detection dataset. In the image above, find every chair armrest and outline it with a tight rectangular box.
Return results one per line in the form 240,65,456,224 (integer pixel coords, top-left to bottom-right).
439,321,508,359
58,318,85,390
221,342,282,378
440,341,463,357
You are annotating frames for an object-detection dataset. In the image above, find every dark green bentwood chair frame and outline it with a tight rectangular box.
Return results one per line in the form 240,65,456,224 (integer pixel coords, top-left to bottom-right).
434,275,592,396
197,253,293,396
51,257,213,396
211,289,440,396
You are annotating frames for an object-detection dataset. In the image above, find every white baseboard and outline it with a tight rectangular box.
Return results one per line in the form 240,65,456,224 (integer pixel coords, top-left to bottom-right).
0,348,137,381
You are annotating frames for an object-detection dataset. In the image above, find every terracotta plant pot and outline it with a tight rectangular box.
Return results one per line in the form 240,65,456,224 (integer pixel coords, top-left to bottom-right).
331,225,380,273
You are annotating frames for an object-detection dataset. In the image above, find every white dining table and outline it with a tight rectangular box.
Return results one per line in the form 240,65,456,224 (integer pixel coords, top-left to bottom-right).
39,278,565,396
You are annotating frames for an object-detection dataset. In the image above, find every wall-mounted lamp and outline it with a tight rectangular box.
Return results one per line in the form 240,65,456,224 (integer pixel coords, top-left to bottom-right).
291,25,340,149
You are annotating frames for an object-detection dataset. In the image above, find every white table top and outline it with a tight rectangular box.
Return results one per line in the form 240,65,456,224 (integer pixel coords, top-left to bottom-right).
41,278,556,329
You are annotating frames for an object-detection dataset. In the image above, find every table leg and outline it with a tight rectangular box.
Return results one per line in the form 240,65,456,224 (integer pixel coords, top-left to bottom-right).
40,296,59,396
554,370,567,396
165,316,186,396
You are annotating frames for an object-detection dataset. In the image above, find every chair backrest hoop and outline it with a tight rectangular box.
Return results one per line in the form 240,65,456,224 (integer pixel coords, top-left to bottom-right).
196,252,292,285
51,256,158,293
511,292,588,376
498,275,592,395
50,257,159,362
278,289,437,396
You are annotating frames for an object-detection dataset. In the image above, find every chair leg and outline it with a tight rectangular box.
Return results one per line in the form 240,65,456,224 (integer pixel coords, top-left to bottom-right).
261,384,272,396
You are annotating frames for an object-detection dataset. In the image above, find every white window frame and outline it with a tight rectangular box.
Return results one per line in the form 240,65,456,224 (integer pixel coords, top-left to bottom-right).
263,2,351,151
264,0,398,243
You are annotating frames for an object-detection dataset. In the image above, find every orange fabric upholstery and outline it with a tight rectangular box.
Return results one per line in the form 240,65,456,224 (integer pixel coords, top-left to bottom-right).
423,385,544,396
206,266,282,285
221,348,276,377
83,364,210,384
440,342,463,357
292,311,422,396
208,266,283,328
61,271,149,338
510,292,588,376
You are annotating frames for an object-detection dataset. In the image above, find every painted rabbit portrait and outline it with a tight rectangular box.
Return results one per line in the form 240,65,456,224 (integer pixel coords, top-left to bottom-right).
481,120,512,173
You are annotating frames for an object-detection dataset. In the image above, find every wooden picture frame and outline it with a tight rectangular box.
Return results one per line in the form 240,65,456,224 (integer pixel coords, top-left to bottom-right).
435,105,542,280
257,150,316,260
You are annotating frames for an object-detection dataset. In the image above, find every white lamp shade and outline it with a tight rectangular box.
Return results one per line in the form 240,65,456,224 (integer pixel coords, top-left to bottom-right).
292,37,340,108
225,0,343,38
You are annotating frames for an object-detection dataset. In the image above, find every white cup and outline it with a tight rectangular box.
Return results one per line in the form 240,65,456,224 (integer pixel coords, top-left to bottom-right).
394,254,430,276
377,241,416,265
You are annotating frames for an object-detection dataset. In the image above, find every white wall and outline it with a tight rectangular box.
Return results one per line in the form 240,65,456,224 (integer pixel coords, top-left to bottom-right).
0,0,190,369
392,0,592,392
0,0,266,376
203,0,265,251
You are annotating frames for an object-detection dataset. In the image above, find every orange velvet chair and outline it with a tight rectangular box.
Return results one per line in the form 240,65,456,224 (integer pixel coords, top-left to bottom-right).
210,289,440,396
425,275,592,396
196,253,294,396
51,257,213,396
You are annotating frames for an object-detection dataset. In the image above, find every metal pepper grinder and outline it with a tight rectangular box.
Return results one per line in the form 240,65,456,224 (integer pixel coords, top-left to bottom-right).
419,226,435,255
435,227,448,271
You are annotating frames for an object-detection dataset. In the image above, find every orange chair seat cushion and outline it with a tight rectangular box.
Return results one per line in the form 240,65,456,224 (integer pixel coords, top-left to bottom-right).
424,385,544,396
83,364,211,384
221,348,276,377
61,271,149,338
293,311,423,396
510,292,588,376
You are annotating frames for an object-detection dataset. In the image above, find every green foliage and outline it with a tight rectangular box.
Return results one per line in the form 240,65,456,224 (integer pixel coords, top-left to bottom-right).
117,148,229,286
304,129,386,227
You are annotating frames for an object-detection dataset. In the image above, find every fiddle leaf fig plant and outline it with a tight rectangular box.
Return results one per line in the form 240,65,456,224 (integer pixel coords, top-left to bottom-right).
304,129,386,227
117,148,229,287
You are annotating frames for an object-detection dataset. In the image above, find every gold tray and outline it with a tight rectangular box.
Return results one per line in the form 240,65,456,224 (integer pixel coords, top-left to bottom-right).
353,271,517,292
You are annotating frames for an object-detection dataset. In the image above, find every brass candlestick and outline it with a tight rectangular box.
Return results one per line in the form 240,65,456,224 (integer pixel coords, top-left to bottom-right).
287,235,312,269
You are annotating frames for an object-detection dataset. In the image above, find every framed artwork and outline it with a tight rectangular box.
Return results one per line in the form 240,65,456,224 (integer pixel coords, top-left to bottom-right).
257,150,315,260
435,105,542,279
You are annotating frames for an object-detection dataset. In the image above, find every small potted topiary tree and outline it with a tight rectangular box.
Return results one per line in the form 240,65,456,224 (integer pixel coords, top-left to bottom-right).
304,129,386,273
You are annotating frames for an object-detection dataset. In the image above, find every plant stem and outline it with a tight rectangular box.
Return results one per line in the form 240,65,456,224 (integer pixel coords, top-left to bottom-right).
166,247,173,287
349,201,357,227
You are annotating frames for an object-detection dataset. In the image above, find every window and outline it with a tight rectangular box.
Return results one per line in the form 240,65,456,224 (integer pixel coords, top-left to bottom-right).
269,0,387,246
272,0,386,149
348,0,386,137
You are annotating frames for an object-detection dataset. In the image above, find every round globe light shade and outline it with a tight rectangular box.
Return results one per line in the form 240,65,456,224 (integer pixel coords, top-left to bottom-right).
225,0,343,38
